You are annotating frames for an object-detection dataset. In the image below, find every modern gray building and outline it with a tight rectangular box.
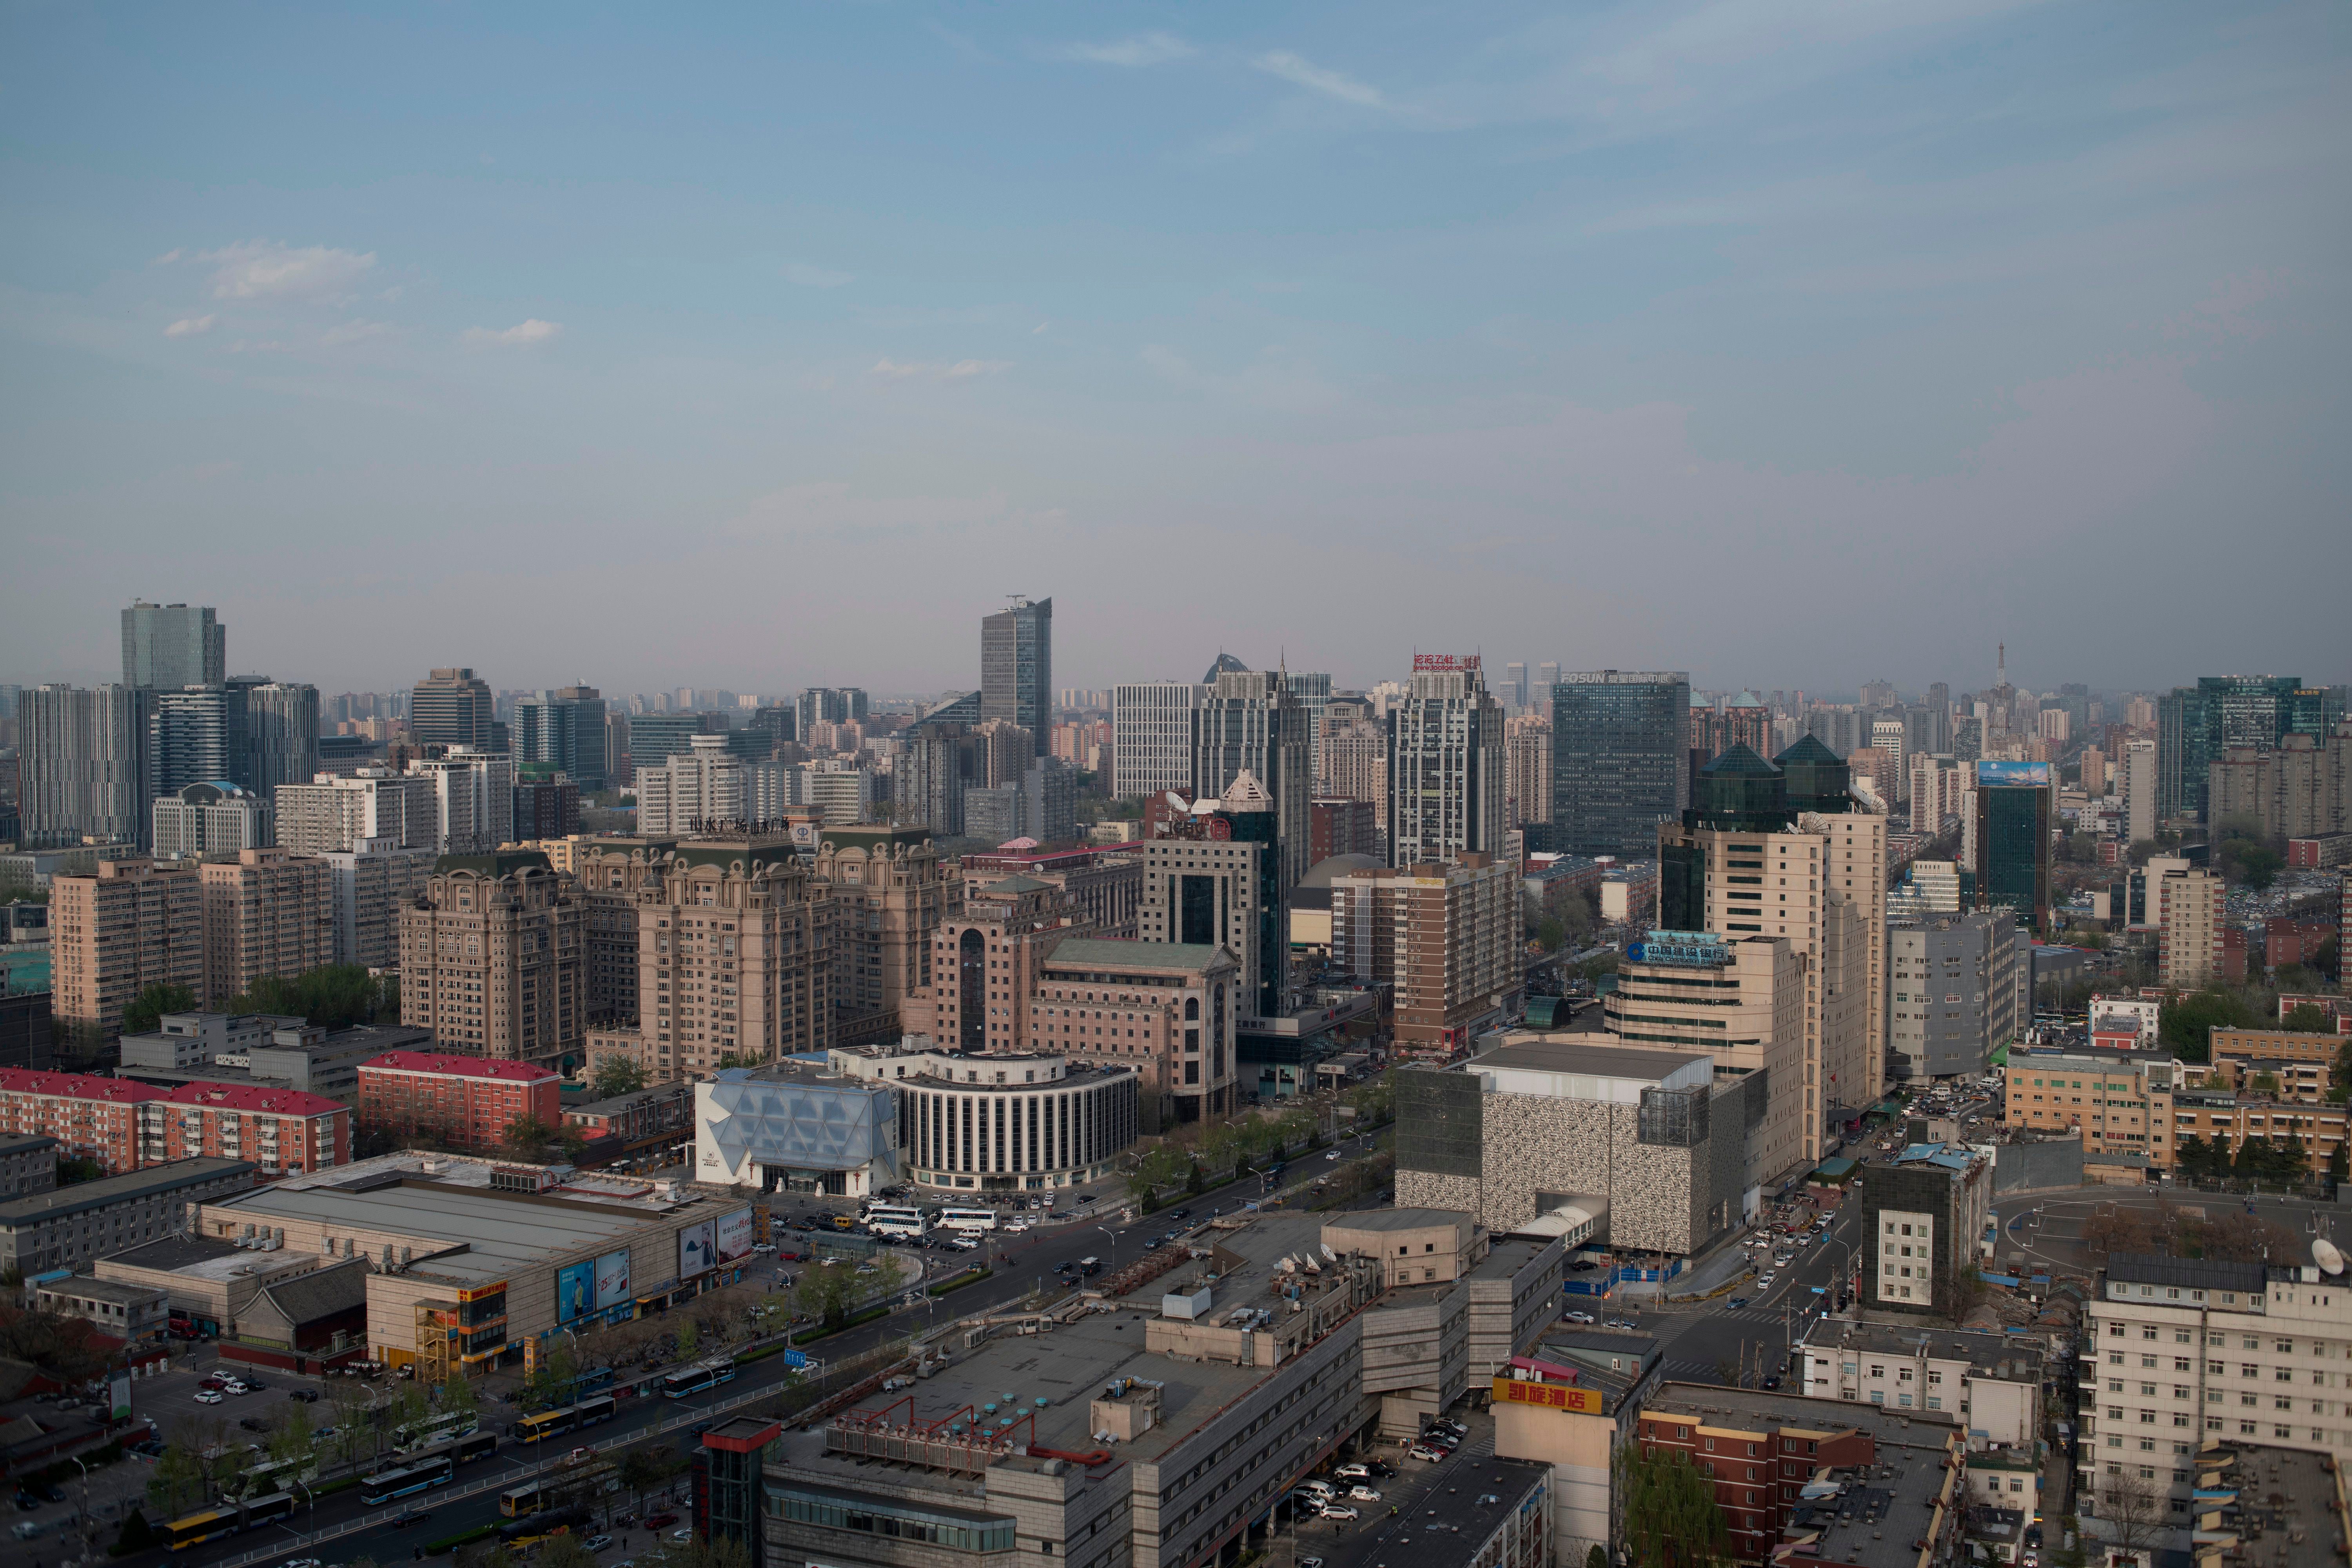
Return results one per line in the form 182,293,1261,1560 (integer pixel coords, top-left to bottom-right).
515,685,608,791
795,687,870,739
980,595,1053,753
242,679,321,797
1550,670,1691,858
152,684,246,799
151,780,272,859
121,601,225,690
0,1156,256,1278
1110,680,1206,799
1385,657,1507,866
1194,668,1313,890
16,683,158,848
1887,910,2022,1082
409,667,495,748
693,1058,904,1196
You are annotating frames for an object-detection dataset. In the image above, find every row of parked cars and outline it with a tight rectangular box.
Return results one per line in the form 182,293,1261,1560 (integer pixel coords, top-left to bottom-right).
1408,1415,1469,1463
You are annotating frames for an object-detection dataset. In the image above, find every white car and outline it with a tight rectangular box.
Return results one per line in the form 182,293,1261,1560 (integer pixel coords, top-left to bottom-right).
1757,1274,1778,1289
1348,1486,1381,1502
1564,1310,1596,1324
1318,1504,1359,1521
1334,1464,1371,1481
1325,1151,1341,1161
194,1390,223,1405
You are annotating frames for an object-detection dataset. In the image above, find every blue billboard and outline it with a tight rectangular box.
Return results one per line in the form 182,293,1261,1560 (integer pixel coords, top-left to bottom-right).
557,1259,595,1323
1975,760,2050,786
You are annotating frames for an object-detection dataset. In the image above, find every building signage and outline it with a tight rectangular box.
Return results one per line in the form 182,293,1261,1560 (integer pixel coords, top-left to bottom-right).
1494,1377,1603,1413
1975,760,2051,786
1412,654,1481,673
1630,930,1727,967
678,1219,717,1278
456,1281,508,1304
715,1206,755,1264
594,1249,632,1309
557,1260,595,1323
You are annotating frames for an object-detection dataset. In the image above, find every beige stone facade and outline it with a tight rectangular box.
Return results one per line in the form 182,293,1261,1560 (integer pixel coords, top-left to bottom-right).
811,827,959,1046
49,858,203,1034
1504,714,1552,826
397,852,586,1065
2158,867,2227,988
199,847,332,1007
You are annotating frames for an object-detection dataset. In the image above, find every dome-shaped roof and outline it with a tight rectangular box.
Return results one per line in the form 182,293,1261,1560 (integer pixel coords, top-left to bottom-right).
1703,743,1781,777
1299,853,1383,888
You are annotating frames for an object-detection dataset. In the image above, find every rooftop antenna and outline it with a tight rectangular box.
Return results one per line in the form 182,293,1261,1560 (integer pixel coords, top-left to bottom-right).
1996,642,2006,688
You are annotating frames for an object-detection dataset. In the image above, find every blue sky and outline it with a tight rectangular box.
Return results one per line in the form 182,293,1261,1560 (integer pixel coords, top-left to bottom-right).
2,1,2347,698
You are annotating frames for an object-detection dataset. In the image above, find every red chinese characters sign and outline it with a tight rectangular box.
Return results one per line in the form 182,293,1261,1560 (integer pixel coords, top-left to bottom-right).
1414,654,1482,672
1494,1377,1603,1414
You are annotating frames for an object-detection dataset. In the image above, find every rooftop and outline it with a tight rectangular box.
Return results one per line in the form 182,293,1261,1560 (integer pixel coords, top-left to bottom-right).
1799,1322,2046,1380
158,1080,345,1117
1402,1459,1552,1568
100,1232,308,1283
1042,938,1229,973
1468,1039,1713,1083
2192,1443,2349,1568
2106,1252,2270,1295
0,1068,164,1105
359,1051,561,1083
1323,1207,1471,1235
0,1158,253,1229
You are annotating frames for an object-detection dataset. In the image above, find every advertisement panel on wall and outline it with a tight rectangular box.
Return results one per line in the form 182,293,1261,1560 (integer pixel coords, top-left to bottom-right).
677,1219,716,1279
556,1259,595,1323
714,1206,755,1264
1975,760,2051,786
594,1249,632,1310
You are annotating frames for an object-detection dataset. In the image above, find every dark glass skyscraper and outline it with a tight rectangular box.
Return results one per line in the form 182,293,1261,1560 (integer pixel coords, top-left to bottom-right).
1972,769,2052,933
121,601,225,690
981,595,1052,755
1550,670,1690,857
515,684,607,790
2156,675,2319,821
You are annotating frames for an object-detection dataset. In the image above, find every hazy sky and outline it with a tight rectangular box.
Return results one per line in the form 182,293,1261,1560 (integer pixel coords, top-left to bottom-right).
4,2,2347,700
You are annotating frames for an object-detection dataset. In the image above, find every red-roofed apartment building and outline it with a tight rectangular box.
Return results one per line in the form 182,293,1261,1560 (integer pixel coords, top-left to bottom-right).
0,1069,348,1178
356,1052,562,1154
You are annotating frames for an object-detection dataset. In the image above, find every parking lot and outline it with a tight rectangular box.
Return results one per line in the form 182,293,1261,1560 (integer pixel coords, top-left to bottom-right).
1276,1406,1506,1568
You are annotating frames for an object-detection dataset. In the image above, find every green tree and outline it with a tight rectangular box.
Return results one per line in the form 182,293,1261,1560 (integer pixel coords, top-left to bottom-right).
1585,1546,1610,1568
1535,915,1566,952
676,1318,701,1360
267,1397,314,1465
502,1112,587,1162
121,982,198,1036
536,1535,599,1568
1615,1443,1731,1568
2328,1140,2347,1185
517,1338,581,1414
592,1056,651,1098
147,1438,209,1519
113,1507,157,1553
794,1265,853,1332
2283,1004,2337,1034
1184,1160,1207,1195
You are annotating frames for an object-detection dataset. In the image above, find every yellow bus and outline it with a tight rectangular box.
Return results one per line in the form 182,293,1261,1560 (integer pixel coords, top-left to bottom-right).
163,1510,238,1553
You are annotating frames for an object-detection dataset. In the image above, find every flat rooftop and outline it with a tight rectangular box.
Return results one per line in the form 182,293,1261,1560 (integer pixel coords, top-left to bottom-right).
1402,1458,1552,1568
1469,1040,1710,1080
1800,1322,2044,1379
0,1158,252,1226
2196,1443,2350,1568
102,1233,308,1283
1325,1208,1467,1235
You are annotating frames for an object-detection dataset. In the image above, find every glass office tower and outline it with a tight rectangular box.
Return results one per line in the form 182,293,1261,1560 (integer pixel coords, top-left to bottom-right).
981,595,1053,754
1549,670,1691,858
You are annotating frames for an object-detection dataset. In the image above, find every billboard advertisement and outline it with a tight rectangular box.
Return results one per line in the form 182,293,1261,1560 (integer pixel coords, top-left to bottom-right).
594,1249,632,1310
715,1206,755,1265
678,1219,716,1279
1975,760,2050,786
556,1259,595,1324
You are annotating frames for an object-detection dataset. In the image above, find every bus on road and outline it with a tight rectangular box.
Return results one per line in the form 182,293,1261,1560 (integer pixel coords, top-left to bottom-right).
938,1207,998,1233
663,1357,738,1399
514,1392,618,1445
361,1454,455,1505
863,1203,929,1238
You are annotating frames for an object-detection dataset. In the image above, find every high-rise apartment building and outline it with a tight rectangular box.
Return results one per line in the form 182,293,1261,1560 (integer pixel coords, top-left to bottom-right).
409,668,495,749
982,595,1054,755
2207,724,2352,842
1328,855,1521,1055
2123,738,2160,843
635,735,789,835
1194,669,1312,892
1909,754,1965,831
1969,763,2053,935
1138,774,1284,1019
409,748,515,853
1870,718,1909,799
1385,656,1506,866
1110,682,1205,799
49,858,203,1035
397,849,584,1065
274,768,438,855
1695,694,1772,762
241,681,320,798
120,602,224,690
1657,739,1887,1161
18,684,158,848
2157,867,2228,989
625,710,731,768
2158,676,2334,822
318,837,435,969
514,685,607,791
586,834,833,1080
795,688,869,742
152,782,272,860
1317,699,1388,830
198,848,331,1007
1551,671,1691,858
1886,911,2020,1083
152,684,246,799
811,827,960,1046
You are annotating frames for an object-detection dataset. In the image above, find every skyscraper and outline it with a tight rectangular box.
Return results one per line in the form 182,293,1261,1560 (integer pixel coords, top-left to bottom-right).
980,596,1053,754
120,601,225,690
1969,762,2053,935
408,748,515,853
241,681,320,797
1110,682,1205,799
18,684,158,848
1194,669,1312,892
1550,670,1691,857
1385,655,1507,866
514,685,607,791
410,668,494,748
151,685,247,799
2157,675,2325,822
1502,662,1528,710
795,687,870,740
2122,739,2159,844
1287,671,1334,783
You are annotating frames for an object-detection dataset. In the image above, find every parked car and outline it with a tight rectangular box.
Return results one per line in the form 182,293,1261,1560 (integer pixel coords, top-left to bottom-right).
11,1521,44,1541
584,1536,615,1552
1409,1444,1448,1462
239,1417,271,1433
752,1242,776,1254
11,1494,38,1514
199,1375,227,1391
288,1388,321,1403
194,1390,224,1405
1318,1504,1359,1521
670,1528,693,1543
1347,1486,1381,1503
1334,1463,1371,1481
644,1513,679,1530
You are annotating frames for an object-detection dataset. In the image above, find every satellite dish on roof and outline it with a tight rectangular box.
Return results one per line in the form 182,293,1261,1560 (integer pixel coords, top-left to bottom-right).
2314,1237,2344,1276
1319,1243,1338,1263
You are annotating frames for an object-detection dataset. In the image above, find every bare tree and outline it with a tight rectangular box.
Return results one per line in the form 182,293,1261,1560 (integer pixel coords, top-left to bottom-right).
2093,1467,2171,1568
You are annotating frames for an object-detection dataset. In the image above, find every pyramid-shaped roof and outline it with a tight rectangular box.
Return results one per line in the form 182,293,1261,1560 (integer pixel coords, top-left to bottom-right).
1704,743,1781,777
1727,691,1765,709
1775,734,1842,767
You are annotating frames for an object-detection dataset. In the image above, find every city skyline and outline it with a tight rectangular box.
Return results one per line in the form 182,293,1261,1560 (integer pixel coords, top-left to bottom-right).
4,3,2347,692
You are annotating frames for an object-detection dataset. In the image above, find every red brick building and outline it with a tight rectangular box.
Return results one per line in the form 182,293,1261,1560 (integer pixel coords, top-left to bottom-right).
0,1069,348,1178
356,1051,563,1153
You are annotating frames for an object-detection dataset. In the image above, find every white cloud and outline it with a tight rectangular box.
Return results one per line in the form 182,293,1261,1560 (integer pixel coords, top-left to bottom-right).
320,319,396,347
461,319,562,348
1056,32,1194,67
163,315,217,338
783,263,854,288
196,240,378,301
1252,50,1387,107
869,357,1010,381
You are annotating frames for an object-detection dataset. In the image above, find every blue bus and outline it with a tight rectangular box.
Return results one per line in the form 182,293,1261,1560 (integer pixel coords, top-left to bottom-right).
662,1357,737,1399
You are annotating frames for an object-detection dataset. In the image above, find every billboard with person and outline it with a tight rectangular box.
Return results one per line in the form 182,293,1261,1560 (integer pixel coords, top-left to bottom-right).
594,1249,632,1309
715,1206,755,1264
677,1219,716,1279
557,1259,595,1323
